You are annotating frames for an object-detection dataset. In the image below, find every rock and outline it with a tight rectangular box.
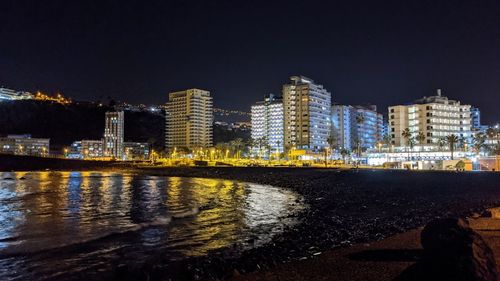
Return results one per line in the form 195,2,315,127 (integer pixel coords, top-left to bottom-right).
487,207,500,219
420,218,497,281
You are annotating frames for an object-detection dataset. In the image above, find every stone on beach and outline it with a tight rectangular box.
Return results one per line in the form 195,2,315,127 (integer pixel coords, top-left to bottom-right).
420,217,497,281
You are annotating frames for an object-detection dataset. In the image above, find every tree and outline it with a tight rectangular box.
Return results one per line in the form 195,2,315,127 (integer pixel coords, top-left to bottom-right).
340,148,350,164
416,132,426,159
416,132,426,145
437,137,447,151
355,114,365,156
446,134,459,160
401,128,413,160
455,160,466,171
230,138,244,159
326,133,335,165
472,133,486,154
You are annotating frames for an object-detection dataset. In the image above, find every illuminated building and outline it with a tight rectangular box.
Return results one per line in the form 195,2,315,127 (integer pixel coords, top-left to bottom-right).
470,107,482,131
354,105,384,149
0,87,33,101
331,104,383,151
104,111,124,159
389,89,472,146
123,142,150,160
283,76,331,151
251,94,284,152
82,140,104,158
0,134,49,156
331,104,356,150
165,88,213,149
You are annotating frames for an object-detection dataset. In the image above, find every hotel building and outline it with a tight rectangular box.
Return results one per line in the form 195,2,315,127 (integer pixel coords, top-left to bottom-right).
251,94,284,152
104,111,124,159
282,76,331,151
331,104,384,151
165,88,213,149
331,104,357,151
0,135,49,156
355,105,384,149
389,89,472,146
124,142,150,160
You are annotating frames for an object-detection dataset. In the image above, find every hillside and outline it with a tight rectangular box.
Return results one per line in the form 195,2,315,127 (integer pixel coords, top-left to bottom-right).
0,100,165,150
0,100,250,152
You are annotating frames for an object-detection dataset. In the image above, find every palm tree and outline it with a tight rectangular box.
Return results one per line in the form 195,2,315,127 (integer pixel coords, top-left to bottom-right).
446,134,459,160
340,148,350,164
437,137,447,151
230,138,244,159
472,133,486,154
416,132,426,159
326,133,335,165
401,128,413,160
355,114,365,155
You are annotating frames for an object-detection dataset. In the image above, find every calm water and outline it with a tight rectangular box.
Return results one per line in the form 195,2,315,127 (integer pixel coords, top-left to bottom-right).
0,172,304,281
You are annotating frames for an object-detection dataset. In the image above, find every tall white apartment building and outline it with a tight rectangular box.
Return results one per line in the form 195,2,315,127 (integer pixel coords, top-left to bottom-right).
251,94,284,152
104,111,124,159
165,88,213,149
331,104,357,151
282,76,331,151
355,105,384,149
389,89,472,146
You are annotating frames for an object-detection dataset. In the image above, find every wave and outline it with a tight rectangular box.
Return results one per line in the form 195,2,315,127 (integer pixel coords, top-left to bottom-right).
0,216,173,259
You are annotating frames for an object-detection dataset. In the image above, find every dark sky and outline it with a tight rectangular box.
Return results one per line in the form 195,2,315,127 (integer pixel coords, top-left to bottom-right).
1,0,499,124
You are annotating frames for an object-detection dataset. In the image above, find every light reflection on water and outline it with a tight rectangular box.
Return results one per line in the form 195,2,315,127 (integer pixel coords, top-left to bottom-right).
0,171,304,280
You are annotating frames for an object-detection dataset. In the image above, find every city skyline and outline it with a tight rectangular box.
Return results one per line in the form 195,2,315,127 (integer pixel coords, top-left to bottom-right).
1,1,500,124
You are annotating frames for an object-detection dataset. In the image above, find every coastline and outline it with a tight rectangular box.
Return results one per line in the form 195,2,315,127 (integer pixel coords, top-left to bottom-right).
2,155,500,280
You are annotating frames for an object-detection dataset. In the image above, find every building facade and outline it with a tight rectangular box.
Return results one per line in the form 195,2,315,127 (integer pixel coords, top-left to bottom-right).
471,107,481,131
165,88,213,149
0,87,33,101
389,89,472,146
124,142,150,160
82,139,104,158
354,105,384,149
104,111,124,159
282,76,331,151
0,135,49,156
330,104,356,151
251,94,284,153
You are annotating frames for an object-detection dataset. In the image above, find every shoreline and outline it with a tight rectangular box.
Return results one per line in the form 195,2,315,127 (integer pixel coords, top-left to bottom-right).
3,155,500,280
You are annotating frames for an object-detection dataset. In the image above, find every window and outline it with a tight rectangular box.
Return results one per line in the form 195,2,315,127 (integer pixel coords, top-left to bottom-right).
390,109,394,113
390,115,394,119
391,128,395,132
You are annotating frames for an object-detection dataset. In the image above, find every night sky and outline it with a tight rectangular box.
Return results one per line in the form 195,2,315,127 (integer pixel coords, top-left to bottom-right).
1,0,499,123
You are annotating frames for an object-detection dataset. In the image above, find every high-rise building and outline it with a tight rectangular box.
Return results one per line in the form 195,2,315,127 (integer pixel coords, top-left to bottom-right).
104,111,124,159
330,104,357,151
471,107,481,130
389,89,472,146
354,105,384,149
251,94,284,153
331,104,384,151
165,88,213,149
282,76,331,151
